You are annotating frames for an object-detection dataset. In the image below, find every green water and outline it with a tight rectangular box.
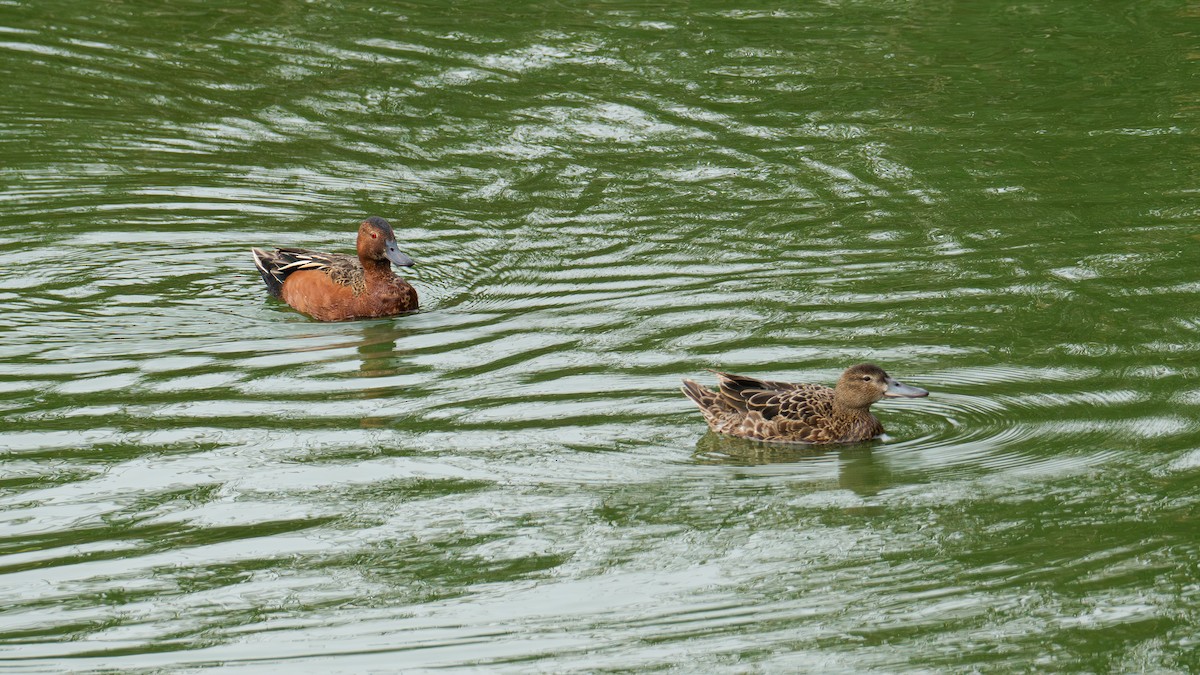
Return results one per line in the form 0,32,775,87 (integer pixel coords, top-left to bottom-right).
2,0,1198,671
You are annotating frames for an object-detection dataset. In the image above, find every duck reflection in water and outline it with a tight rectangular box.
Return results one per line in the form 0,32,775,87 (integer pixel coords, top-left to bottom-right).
357,320,427,430
682,363,928,444
693,433,894,498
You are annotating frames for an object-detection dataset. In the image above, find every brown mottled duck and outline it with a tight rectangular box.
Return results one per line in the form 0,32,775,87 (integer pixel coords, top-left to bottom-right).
681,363,928,444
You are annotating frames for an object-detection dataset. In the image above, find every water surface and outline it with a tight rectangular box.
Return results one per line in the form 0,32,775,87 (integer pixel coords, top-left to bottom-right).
2,0,1198,671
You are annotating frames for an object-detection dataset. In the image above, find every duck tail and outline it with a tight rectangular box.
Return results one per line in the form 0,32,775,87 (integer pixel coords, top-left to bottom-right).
681,379,710,408
251,248,286,298
682,378,732,415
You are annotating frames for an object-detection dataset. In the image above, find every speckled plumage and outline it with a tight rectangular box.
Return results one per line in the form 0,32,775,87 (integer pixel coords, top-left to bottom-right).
681,364,928,444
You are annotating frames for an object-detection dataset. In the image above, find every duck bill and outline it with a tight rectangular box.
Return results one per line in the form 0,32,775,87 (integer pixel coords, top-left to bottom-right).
883,377,928,398
384,240,415,267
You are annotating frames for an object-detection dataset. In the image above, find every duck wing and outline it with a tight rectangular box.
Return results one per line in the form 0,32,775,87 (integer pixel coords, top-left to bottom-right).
252,247,363,297
711,371,833,423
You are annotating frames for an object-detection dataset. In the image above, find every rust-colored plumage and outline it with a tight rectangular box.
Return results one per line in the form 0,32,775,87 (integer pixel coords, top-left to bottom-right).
252,216,418,322
681,364,928,444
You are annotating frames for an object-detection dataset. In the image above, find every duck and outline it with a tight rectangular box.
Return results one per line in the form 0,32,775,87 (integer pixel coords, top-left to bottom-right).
251,216,418,322
681,363,928,444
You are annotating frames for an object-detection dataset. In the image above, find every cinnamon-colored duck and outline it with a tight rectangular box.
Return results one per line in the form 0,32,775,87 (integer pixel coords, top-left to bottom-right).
681,363,928,444
251,216,418,321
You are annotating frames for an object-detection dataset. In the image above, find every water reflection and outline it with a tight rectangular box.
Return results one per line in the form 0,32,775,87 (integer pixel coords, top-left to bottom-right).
694,431,897,497
353,319,421,428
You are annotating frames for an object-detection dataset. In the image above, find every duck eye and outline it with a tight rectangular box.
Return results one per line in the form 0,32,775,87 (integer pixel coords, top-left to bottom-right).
861,376,872,381
371,233,378,239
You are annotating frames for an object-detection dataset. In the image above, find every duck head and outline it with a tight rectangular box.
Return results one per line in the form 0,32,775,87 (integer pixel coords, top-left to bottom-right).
834,363,928,409
357,216,415,268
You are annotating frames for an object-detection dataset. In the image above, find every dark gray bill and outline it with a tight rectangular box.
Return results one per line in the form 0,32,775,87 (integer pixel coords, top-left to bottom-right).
385,240,415,267
883,377,928,398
